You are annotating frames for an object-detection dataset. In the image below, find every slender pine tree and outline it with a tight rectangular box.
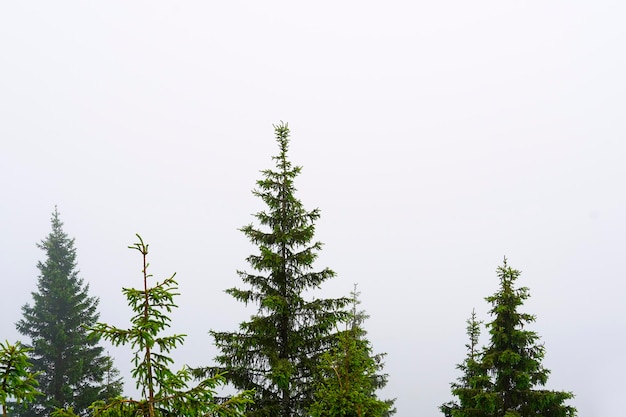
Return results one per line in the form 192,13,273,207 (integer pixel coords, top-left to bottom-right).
53,235,252,417
440,310,493,417
16,208,122,417
309,286,394,417
210,122,349,417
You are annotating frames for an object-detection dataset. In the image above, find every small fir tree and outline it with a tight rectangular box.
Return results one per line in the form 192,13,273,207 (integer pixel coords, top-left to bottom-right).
440,310,493,417
16,208,122,417
210,122,349,417
482,259,576,417
309,286,394,417
0,341,41,417
55,235,252,417
441,259,576,417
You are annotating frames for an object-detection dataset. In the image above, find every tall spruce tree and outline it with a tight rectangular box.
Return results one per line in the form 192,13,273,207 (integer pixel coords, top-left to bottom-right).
210,122,349,417
16,208,122,417
441,259,576,417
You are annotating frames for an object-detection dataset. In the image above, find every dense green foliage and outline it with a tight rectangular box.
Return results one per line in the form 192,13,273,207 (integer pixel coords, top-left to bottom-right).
440,310,490,417
210,123,350,417
441,259,576,417
55,235,252,417
16,208,122,417
309,287,394,417
0,341,40,417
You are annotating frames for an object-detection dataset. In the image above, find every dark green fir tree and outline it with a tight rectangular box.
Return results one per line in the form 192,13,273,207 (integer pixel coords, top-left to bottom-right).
441,259,576,417
482,259,576,417
209,122,349,417
16,208,122,417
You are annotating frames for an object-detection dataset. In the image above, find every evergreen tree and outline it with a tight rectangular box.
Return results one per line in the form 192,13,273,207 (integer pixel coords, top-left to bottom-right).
482,259,576,417
308,286,394,417
441,259,576,417
54,235,252,417
16,208,122,417
210,122,349,417
440,310,493,417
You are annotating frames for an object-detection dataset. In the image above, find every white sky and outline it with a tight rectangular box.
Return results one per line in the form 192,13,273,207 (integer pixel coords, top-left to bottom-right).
1,2,624,416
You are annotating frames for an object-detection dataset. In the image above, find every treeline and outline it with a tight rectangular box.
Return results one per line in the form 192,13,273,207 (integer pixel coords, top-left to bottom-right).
1,123,576,417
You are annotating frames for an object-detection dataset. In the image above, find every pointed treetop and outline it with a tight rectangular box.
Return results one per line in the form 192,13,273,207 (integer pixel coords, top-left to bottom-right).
49,205,64,235
271,121,294,174
465,309,482,359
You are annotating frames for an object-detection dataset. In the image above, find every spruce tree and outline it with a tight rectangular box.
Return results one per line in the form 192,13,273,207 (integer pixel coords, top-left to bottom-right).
309,286,394,417
16,208,122,417
440,310,493,417
441,259,576,417
210,122,349,417
482,259,576,417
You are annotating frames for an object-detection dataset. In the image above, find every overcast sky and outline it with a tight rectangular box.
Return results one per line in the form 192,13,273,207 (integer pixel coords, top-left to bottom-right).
1,2,624,415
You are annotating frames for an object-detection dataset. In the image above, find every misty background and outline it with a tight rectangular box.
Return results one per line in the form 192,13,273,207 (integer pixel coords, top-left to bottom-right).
1,2,625,415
